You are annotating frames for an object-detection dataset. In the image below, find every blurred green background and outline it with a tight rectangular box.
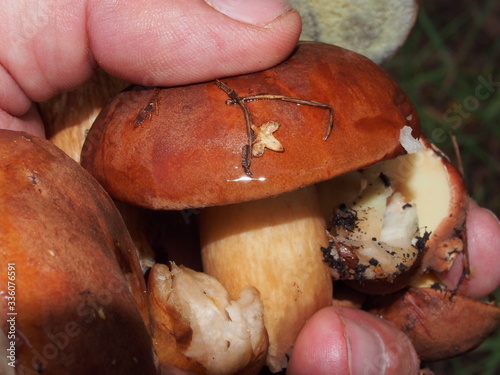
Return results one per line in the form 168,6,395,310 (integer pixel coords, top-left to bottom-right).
384,0,500,217
384,1,499,374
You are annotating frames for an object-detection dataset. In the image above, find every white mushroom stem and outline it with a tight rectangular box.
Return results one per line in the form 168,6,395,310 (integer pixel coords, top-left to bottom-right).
199,185,333,372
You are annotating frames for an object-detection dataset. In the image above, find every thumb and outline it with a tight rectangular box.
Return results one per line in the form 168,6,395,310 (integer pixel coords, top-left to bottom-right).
87,0,301,86
1,0,300,135
288,306,420,375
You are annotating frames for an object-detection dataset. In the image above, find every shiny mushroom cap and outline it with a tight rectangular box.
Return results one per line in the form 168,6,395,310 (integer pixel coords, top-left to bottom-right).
81,42,419,210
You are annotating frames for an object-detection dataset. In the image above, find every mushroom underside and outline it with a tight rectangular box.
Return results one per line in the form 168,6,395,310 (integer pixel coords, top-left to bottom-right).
318,140,467,294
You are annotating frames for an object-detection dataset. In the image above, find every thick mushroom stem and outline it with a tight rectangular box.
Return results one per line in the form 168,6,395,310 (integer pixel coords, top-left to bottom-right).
199,185,333,372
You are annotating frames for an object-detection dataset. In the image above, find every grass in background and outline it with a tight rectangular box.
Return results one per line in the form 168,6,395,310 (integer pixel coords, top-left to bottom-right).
383,1,499,374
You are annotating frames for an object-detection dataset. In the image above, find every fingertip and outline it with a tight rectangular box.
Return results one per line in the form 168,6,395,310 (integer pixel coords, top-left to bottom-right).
205,0,294,27
336,307,420,375
288,307,348,375
440,199,500,298
87,0,301,86
288,307,419,375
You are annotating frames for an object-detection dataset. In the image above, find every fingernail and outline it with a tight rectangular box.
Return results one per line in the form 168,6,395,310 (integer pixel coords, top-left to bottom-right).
205,0,292,26
337,307,419,374
340,315,389,374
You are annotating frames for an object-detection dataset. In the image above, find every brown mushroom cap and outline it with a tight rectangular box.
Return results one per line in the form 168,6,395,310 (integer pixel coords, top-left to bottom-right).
366,286,500,361
0,130,155,374
81,42,420,210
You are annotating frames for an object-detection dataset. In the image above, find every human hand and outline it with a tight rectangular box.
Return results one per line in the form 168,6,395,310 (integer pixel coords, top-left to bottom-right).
2,1,499,375
1,0,301,137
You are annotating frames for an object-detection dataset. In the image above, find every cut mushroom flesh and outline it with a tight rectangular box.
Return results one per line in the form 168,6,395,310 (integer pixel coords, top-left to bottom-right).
148,263,268,375
318,139,467,293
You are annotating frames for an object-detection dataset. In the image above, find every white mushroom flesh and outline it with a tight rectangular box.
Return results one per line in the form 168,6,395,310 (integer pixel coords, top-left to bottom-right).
321,172,423,282
318,142,455,284
148,263,267,375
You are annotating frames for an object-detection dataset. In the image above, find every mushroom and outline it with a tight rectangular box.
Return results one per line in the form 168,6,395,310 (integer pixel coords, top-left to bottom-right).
80,42,422,372
199,185,332,371
39,68,269,375
147,263,268,374
38,68,128,162
365,277,500,361
0,130,155,374
318,136,469,294
289,0,419,64
38,69,158,273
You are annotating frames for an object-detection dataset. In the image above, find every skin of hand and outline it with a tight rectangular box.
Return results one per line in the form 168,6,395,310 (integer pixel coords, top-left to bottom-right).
0,0,300,136
1,1,499,374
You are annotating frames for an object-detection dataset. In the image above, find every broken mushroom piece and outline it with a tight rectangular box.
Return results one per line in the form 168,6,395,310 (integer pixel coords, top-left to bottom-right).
319,170,425,294
365,283,500,361
318,136,469,294
148,263,268,375
0,130,155,374
80,42,421,372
